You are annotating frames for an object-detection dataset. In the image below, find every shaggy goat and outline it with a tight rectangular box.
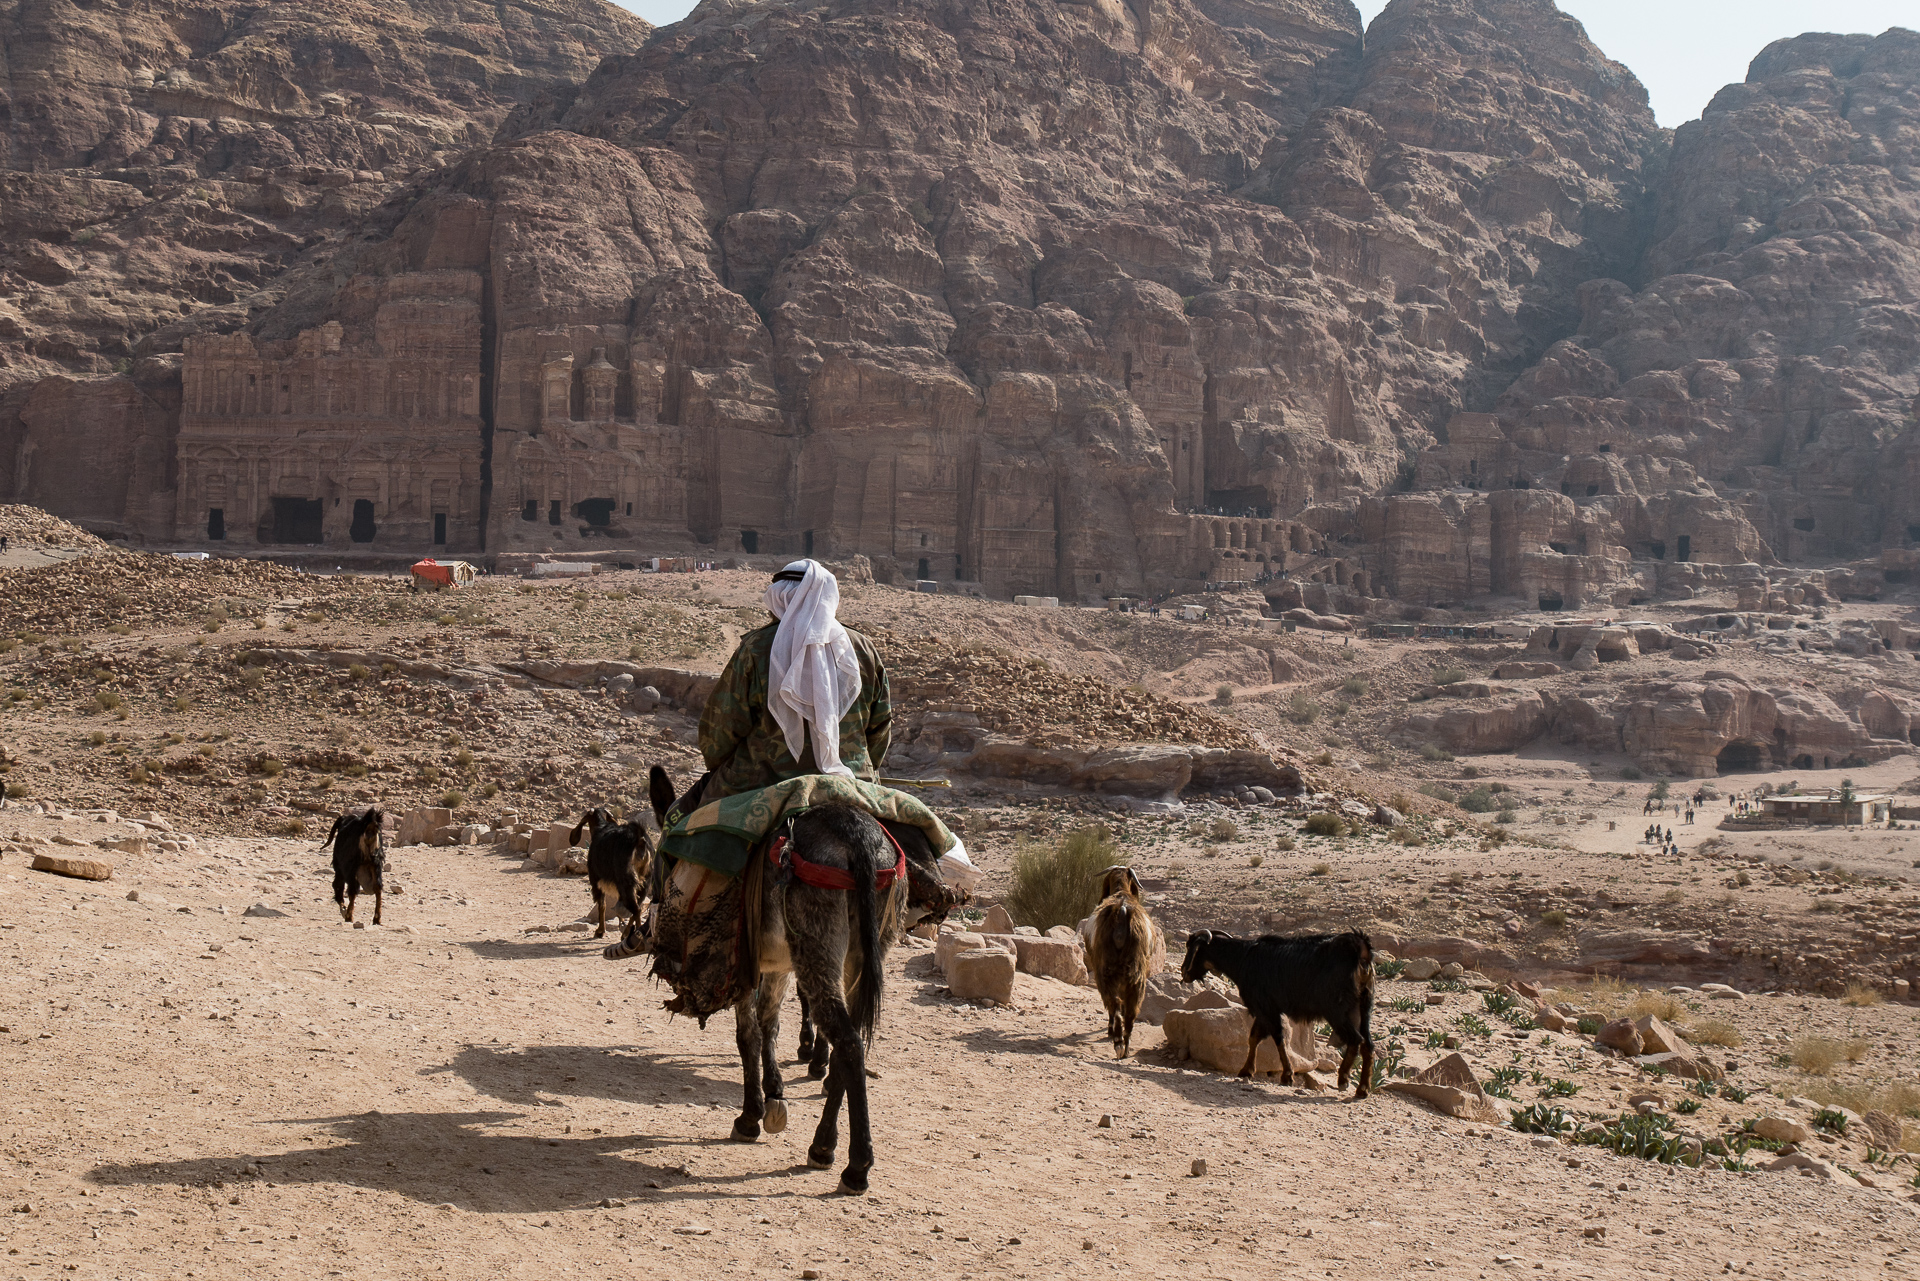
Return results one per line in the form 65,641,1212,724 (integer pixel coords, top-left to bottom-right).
1180,928,1375,1098
1086,864,1155,1058
325,808,386,925
570,806,654,939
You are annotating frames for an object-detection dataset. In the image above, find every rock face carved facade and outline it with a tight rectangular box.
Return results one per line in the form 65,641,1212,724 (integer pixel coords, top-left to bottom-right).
176,274,486,551
5,1,1919,610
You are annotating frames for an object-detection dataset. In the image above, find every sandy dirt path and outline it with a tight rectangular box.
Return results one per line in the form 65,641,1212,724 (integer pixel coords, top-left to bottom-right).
2,825,1916,1281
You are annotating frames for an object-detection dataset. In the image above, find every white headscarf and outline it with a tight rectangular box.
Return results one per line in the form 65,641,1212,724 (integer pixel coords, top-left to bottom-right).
763,559,863,777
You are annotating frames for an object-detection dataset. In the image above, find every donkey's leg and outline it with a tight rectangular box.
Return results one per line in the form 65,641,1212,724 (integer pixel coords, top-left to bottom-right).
758,972,791,1135
795,991,813,1062
803,991,852,1174
730,985,768,1142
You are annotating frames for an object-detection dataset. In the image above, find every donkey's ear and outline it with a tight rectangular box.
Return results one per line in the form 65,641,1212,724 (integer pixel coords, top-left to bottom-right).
648,765,677,823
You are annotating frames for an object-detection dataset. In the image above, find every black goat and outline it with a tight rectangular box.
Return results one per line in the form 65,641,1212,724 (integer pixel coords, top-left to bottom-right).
326,808,386,925
1180,929,1375,1098
569,806,654,939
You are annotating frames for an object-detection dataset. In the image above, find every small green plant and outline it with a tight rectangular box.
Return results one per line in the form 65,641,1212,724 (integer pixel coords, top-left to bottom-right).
1432,667,1466,685
440,790,466,809
347,664,370,680
1688,1078,1717,1097
344,763,368,778
1004,824,1119,930
1286,691,1319,724
259,757,284,777
1454,1013,1492,1038
1718,1085,1750,1104
1812,1108,1849,1136
1650,780,1671,801
1482,991,1518,1017
93,690,123,712
1209,817,1238,841
88,730,107,746
1303,813,1344,837
1675,1098,1701,1115
1388,995,1425,1013
1620,765,1643,780
1540,1078,1579,1099
1510,1103,1575,1136
1214,684,1234,706
1429,977,1468,994
1424,1030,1449,1049
1341,675,1368,697
454,748,475,768
1540,909,1568,929
1376,959,1409,980
1575,1014,1603,1036
1459,785,1497,813
1419,742,1454,762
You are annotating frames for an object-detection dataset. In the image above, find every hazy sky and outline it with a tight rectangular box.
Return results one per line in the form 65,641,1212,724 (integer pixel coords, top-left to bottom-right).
606,0,1914,128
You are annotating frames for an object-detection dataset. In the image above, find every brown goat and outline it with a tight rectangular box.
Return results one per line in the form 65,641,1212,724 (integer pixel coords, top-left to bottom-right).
1085,864,1155,1058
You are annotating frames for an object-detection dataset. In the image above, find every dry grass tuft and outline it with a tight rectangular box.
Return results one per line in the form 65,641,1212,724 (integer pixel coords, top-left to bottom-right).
1841,982,1883,1007
1790,1036,1869,1076
1795,1080,1920,1121
1005,825,1117,931
1625,991,1686,1021
1682,1018,1743,1048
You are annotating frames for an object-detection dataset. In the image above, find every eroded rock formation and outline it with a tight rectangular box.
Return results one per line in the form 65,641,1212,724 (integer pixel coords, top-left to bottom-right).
0,0,1915,609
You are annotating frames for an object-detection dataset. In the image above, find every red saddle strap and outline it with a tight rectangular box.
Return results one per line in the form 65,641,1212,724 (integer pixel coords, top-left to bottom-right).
767,821,908,892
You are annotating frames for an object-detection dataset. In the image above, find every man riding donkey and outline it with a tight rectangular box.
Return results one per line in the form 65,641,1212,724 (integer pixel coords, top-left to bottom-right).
606,560,977,1192
610,558,976,1032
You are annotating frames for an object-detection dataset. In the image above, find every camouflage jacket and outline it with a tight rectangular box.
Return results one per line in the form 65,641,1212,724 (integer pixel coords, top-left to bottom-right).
697,623,891,799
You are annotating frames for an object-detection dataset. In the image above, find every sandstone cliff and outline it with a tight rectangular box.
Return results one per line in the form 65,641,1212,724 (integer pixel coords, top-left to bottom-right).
0,0,649,535
1,0,1917,613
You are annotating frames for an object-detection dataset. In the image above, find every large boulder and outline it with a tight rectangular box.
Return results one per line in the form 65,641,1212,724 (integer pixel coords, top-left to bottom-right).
947,949,1016,1004
1161,993,1317,1076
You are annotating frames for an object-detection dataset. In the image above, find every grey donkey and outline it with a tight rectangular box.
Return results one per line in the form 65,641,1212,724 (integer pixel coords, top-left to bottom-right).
636,767,904,1196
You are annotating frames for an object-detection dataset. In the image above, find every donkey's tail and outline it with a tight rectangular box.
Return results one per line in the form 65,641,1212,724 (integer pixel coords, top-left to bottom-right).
838,808,888,1048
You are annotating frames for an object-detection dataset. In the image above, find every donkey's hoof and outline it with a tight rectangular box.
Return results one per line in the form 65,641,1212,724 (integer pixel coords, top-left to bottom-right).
806,1149,834,1169
763,1099,788,1134
835,1173,870,1197
730,1118,761,1142
806,1060,828,1081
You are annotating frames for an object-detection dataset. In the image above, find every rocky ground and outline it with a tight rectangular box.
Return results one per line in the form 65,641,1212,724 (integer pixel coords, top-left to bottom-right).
0,814,1915,1281
3,535,1920,1275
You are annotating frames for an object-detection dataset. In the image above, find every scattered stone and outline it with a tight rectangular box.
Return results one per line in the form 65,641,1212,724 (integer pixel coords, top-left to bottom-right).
1403,958,1441,980
1379,1053,1509,1125
980,904,1014,934
1189,1158,1208,1177
30,853,113,881
1595,1018,1641,1055
1752,1116,1811,1145
1097,1114,1113,1128
242,903,287,918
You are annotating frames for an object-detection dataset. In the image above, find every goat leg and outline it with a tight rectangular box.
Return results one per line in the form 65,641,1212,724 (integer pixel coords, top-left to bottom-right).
372,888,382,927
1236,1019,1269,1079
1336,1040,1358,1090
